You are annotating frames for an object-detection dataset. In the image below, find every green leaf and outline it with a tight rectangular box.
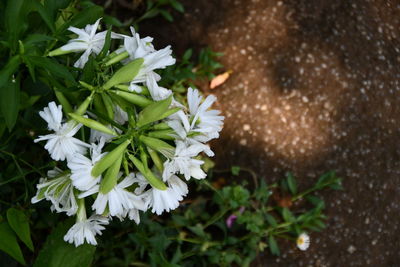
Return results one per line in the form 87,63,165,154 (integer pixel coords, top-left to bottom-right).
231,166,240,176
286,172,297,195
0,79,20,130
265,213,277,227
137,95,172,127
28,56,75,83
281,208,296,223
268,235,280,256
34,221,96,267
6,208,34,251
160,10,173,22
97,27,112,60
57,5,103,34
182,49,192,61
0,222,25,265
170,0,184,13
103,58,144,90
31,1,55,32
0,55,20,88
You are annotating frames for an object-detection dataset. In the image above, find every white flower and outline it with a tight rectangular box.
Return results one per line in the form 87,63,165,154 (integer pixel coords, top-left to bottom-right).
123,27,155,60
64,215,109,246
114,105,128,125
34,102,89,161
67,139,106,191
91,174,147,217
296,233,310,251
167,112,215,157
187,88,224,142
145,72,172,101
163,141,206,181
135,173,188,215
129,46,175,91
31,168,78,216
61,18,118,68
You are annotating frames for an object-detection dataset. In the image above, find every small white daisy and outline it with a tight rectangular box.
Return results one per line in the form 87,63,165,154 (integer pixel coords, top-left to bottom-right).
34,102,89,161
64,215,109,247
296,233,310,251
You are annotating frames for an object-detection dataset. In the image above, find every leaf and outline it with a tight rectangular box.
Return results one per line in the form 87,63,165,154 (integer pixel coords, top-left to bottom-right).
182,49,192,61
265,214,277,227
286,172,297,195
0,222,25,265
57,5,104,34
28,56,75,83
268,235,280,256
31,1,55,32
210,71,231,89
0,55,20,88
34,221,96,267
231,166,240,176
6,208,34,251
159,10,173,22
170,0,184,13
0,78,20,130
281,208,296,223
137,95,172,127
97,27,112,60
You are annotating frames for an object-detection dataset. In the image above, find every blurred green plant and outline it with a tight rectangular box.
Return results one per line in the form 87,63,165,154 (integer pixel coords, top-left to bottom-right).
93,171,342,266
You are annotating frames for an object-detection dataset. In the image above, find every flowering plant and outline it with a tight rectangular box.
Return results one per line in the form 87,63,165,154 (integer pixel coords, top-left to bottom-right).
31,18,224,247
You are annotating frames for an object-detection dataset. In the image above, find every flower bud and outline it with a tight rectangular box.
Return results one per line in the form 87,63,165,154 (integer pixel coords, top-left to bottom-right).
111,90,152,107
103,58,144,90
140,136,174,155
129,155,167,190
104,51,129,66
99,155,123,194
91,140,130,177
68,113,117,136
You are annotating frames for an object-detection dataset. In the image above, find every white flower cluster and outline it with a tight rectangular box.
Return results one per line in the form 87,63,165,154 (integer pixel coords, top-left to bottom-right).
32,19,224,247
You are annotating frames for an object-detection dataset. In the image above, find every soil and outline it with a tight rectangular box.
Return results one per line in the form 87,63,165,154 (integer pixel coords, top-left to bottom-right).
112,0,400,265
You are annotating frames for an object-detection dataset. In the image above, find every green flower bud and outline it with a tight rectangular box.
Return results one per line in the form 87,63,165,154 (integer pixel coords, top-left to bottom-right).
54,90,73,114
111,90,153,107
48,47,71,57
68,113,118,136
103,58,144,90
99,155,123,194
139,135,175,158
91,140,130,177
129,155,167,190
75,93,94,116
104,51,129,66
147,129,175,140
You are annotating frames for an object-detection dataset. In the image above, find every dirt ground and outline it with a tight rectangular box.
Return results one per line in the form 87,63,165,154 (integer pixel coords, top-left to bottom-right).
117,0,400,265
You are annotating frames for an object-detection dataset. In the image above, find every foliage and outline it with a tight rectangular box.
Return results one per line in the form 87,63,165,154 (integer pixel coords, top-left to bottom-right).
0,0,342,266
93,171,342,266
